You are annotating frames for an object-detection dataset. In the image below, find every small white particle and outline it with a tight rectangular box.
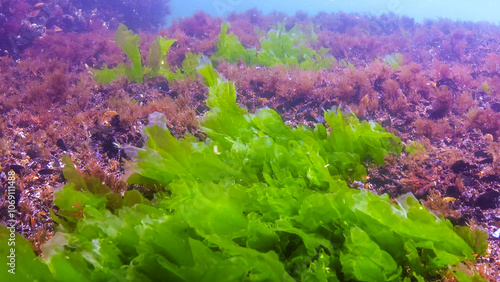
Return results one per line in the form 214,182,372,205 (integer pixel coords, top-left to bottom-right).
214,145,221,155
493,228,500,239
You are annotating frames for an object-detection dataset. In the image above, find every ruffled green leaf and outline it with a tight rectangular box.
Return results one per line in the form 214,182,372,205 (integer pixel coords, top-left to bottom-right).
114,24,143,83
25,64,485,282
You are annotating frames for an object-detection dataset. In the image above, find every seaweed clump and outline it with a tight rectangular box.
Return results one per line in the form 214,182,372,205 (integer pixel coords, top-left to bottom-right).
93,24,200,85
0,63,487,282
212,23,336,70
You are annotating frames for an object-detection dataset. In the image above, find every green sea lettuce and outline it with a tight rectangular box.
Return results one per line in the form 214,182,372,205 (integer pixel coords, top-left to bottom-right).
212,23,256,65
93,24,198,85
114,23,143,83
211,23,336,70
0,227,53,281
127,62,483,280
1,62,486,282
384,53,404,68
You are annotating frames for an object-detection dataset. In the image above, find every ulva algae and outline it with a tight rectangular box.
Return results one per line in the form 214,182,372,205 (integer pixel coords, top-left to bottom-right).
0,62,487,282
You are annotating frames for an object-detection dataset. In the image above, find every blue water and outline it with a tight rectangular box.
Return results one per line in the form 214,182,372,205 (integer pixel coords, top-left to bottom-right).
168,0,500,25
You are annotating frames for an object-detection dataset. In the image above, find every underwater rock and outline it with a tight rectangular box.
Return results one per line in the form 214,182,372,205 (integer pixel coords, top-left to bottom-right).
474,149,492,159
373,77,384,93
479,157,494,164
474,189,500,210
26,147,40,159
110,114,122,130
445,185,461,198
480,175,500,183
428,108,447,119
150,79,170,92
451,160,478,174
436,77,458,92
491,102,500,113
9,164,24,175
102,136,119,158
37,168,57,176
56,139,68,151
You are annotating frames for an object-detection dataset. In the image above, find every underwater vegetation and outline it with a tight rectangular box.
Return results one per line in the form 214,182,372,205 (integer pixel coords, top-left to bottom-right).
94,22,335,85
1,6,500,281
93,24,200,85
212,23,336,70
0,64,487,281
